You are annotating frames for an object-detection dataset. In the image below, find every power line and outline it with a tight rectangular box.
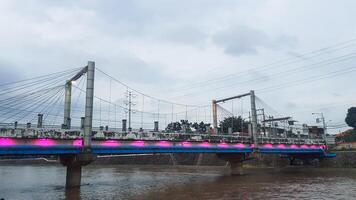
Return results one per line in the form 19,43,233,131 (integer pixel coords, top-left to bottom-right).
0,67,81,88
258,66,356,93
163,38,356,93
95,67,201,107
173,51,356,99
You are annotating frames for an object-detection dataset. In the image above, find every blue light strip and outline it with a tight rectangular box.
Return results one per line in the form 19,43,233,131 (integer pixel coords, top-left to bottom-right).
0,145,334,159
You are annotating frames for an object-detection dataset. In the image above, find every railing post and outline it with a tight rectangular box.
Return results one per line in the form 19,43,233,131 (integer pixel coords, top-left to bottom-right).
122,119,127,132
250,90,258,148
37,114,43,128
80,117,85,130
154,121,159,132
84,61,95,150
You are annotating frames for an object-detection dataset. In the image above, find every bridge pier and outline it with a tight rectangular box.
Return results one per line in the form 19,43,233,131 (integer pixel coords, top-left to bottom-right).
216,153,249,175
229,161,243,175
59,153,96,188
66,162,82,187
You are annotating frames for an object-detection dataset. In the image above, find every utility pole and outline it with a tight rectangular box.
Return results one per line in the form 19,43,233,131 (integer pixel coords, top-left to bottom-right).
262,109,265,136
185,105,188,121
123,90,135,132
171,104,174,123
141,96,144,130
128,91,132,132
114,104,117,130
157,100,160,130
108,79,112,128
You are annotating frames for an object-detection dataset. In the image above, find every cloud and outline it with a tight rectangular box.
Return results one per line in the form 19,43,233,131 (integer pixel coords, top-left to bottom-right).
0,60,23,84
212,25,298,56
285,102,298,110
96,52,170,86
158,26,208,47
287,51,311,61
0,0,355,133
332,92,342,97
247,70,271,82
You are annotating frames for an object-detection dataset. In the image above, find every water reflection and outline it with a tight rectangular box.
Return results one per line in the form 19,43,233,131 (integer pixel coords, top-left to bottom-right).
0,165,356,200
65,187,80,200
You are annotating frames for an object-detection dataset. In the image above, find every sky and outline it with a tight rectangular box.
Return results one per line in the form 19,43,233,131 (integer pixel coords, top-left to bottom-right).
1,0,356,133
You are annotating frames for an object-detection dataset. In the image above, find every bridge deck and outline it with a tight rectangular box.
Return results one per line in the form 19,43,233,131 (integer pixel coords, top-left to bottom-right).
0,138,334,157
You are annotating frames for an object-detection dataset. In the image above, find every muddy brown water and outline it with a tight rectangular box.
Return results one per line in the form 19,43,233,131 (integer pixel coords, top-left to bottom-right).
0,165,355,200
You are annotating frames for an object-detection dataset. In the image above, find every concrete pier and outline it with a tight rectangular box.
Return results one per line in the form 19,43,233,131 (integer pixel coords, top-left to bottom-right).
60,154,96,188
216,153,249,175
66,163,82,187
229,161,243,175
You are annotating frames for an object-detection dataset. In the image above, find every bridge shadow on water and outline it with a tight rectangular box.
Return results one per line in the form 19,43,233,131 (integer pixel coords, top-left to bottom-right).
133,167,356,200
1,164,354,200
54,166,356,200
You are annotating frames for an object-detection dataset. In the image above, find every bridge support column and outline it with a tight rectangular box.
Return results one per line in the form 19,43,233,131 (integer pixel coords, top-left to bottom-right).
84,61,95,150
216,153,249,175
250,90,258,148
229,161,243,175
60,154,96,188
63,81,72,129
212,100,218,133
66,163,82,187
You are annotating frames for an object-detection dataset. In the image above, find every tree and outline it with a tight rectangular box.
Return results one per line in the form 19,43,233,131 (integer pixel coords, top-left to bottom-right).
345,107,356,129
219,116,249,134
165,120,192,132
192,121,211,133
165,122,182,132
180,120,192,133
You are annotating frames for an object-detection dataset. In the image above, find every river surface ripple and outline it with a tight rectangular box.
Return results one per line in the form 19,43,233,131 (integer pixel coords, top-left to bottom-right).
0,165,355,200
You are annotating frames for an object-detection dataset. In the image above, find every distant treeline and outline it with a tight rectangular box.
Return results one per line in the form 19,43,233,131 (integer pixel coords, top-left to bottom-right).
336,129,356,143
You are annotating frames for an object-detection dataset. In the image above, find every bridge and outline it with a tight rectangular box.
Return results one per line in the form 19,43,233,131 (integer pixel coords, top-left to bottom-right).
0,61,335,188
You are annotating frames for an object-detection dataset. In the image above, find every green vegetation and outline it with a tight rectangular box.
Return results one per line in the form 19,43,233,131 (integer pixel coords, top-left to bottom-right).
336,129,356,143
165,120,210,133
345,107,356,129
336,107,356,143
219,116,249,134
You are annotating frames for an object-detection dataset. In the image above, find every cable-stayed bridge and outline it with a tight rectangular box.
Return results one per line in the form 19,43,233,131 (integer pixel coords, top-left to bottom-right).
0,61,335,188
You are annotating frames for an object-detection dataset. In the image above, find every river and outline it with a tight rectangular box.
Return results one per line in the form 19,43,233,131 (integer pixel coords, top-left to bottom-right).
0,165,355,200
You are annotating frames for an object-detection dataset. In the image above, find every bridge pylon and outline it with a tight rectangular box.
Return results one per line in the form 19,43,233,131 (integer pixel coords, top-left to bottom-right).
62,64,90,129
211,90,259,148
60,61,97,188
83,61,95,149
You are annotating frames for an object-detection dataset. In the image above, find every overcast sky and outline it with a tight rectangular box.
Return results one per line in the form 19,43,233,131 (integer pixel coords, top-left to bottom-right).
1,0,356,133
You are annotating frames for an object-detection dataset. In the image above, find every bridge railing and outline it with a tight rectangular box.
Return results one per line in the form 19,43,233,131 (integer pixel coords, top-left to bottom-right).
0,126,326,145
257,137,325,145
